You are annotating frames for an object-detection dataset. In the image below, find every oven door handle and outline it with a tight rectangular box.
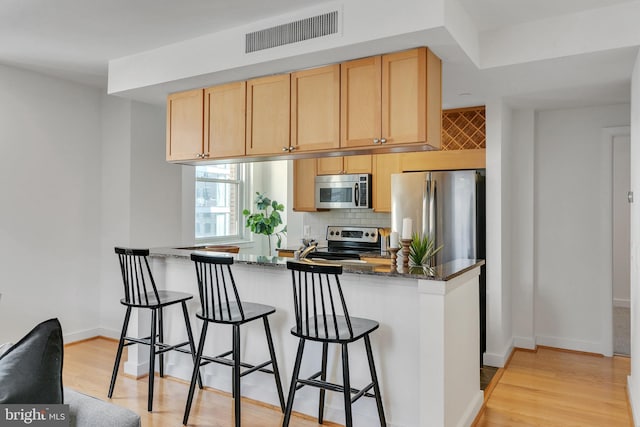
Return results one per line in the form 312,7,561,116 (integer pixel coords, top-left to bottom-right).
354,183,359,207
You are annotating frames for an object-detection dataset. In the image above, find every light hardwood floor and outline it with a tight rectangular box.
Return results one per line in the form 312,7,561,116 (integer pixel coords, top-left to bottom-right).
474,347,632,427
63,337,338,427
64,338,632,427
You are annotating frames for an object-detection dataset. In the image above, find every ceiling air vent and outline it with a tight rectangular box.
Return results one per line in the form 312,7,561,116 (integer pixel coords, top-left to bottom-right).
245,10,339,53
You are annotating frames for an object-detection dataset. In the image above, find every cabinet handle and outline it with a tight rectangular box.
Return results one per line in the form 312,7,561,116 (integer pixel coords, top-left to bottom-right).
289,146,295,152
195,153,202,158
282,146,289,152
201,153,209,158
380,138,387,144
373,138,380,144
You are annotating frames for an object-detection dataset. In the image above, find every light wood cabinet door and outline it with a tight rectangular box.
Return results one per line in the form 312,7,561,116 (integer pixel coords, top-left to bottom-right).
166,89,204,161
204,81,246,159
291,64,340,152
317,155,372,175
341,56,382,148
372,153,402,212
293,158,318,211
382,47,441,148
344,155,372,174
246,74,290,156
317,157,344,175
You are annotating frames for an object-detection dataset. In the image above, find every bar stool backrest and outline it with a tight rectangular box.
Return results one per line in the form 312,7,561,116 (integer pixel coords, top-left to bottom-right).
286,261,353,340
114,247,160,306
191,254,244,321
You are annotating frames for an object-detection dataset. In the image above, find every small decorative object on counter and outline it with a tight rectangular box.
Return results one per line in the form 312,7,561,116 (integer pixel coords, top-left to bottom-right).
389,231,399,249
389,247,400,272
379,227,391,255
242,192,287,255
401,239,411,272
401,218,413,239
409,233,443,269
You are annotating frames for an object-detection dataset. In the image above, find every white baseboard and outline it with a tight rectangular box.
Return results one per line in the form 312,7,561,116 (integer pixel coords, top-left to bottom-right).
513,336,536,350
614,298,631,308
457,390,484,427
63,327,120,344
483,339,514,368
535,334,603,355
628,375,640,427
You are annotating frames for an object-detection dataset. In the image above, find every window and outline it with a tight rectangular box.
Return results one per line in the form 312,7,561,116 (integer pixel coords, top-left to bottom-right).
195,164,247,241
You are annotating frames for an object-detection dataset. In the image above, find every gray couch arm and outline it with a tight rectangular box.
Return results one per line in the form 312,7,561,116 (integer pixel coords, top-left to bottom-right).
64,388,141,427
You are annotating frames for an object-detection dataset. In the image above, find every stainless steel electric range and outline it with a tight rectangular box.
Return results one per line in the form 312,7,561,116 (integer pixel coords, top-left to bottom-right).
311,226,381,260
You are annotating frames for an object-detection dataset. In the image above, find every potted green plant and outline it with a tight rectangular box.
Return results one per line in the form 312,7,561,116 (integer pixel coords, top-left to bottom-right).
409,232,443,270
242,192,287,255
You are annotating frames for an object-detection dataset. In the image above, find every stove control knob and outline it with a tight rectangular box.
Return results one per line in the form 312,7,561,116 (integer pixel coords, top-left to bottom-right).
365,232,369,237
336,231,340,236
329,231,334,236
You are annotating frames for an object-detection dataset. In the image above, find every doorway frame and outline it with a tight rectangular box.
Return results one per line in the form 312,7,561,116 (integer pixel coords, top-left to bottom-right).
602,125,631,357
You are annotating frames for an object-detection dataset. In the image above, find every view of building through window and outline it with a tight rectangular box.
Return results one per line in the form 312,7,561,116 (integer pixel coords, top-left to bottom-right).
195,164,245,240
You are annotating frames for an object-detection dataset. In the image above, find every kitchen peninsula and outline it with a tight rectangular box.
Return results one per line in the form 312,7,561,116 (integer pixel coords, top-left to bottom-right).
128,249,484,427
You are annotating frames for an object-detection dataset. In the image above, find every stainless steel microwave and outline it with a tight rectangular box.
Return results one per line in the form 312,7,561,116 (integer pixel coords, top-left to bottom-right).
315,174,372,209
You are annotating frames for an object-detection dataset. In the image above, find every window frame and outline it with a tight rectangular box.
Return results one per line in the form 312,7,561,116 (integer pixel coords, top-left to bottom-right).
194,163,250,244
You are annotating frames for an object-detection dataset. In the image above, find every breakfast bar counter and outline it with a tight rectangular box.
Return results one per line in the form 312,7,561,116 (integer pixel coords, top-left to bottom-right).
125,248,484,427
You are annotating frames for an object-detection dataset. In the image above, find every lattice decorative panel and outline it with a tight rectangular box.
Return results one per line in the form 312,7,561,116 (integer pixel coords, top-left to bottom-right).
442,106,486,150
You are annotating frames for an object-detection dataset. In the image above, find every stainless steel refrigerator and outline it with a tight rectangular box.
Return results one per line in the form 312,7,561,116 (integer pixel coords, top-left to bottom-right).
391,170,486,361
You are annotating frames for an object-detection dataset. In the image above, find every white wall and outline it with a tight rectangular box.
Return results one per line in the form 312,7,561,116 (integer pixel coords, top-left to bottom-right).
483,99,513,367
534,103,630,354
0,64,102,343
98,97,182,337
510,108,536,349
627,49,640,425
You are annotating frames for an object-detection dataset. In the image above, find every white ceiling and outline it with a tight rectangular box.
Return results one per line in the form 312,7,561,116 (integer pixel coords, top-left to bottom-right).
1,0,638,109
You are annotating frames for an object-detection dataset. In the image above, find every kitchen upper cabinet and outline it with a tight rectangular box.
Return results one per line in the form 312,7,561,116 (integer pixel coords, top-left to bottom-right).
204,81,246,159
293,158,318,211
372,153,402,212
166,89,204,161
291,64,340,152
317,155,372,175
341,56,382,147
246,74,290,156
341,47,441,149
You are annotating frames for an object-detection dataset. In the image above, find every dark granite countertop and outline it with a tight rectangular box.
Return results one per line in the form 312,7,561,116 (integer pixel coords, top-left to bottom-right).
150,247,484,282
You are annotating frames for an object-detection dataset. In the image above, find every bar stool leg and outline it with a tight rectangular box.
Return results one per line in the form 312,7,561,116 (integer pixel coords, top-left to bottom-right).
181,301,203,389
319,342,329,423
263,317,285,411
342,343,353,427
183,321,208,425
148,309,158,412
365,335,387,426
108,306,131,398
283,338,306,427
158,307,165,378
233,324,241,427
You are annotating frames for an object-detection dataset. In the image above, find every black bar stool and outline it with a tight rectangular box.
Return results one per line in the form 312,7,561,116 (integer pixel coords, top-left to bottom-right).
108,247,202,412
283,260,387,427
183,253,285,427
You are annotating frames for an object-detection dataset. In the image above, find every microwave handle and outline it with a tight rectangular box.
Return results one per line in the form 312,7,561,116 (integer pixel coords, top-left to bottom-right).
354,182,359,207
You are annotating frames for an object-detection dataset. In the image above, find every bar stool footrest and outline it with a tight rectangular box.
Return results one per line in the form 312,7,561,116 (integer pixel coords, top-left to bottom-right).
296,377,377,402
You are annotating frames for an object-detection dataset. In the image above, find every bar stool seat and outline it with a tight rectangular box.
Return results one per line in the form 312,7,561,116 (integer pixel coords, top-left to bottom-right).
291,315,379,343
196,301,275,324
122,290,194,308
108,247,201,412
283,260,387,427
183,253,285,427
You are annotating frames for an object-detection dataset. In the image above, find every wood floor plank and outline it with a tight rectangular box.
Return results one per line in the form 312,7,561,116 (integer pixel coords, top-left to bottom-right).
474,347,632,427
